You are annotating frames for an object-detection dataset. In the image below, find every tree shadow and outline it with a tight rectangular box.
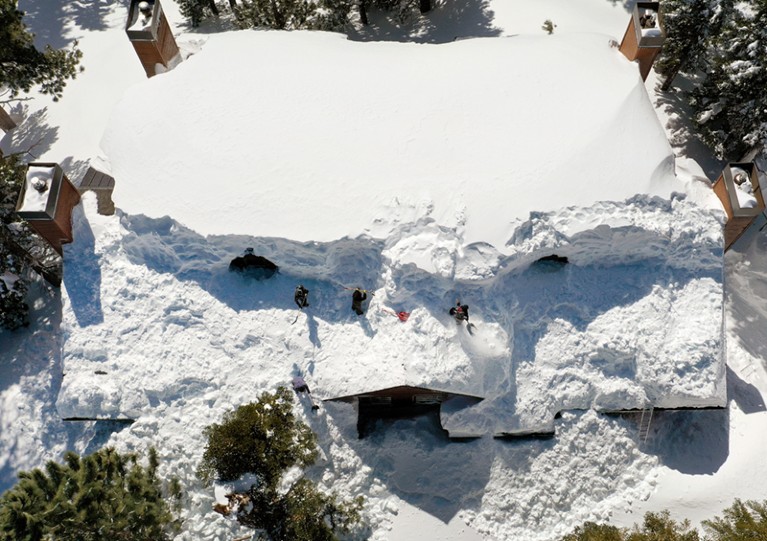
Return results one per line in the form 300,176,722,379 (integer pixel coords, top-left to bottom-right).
652,75,726,180
60,157,91,185
18,0,121,49
0,107,59,160
724,225,767,368
604,0,637,13
348,0,501,43
0,276,93,492
63,204,104,327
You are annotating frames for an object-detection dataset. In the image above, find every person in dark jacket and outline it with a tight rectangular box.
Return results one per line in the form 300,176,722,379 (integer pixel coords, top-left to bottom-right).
449,301,469,323
294,285,309,309
351,288,367,316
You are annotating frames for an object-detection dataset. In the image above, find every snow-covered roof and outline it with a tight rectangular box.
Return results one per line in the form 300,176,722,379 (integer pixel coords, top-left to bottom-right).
102,31,680,251
57,29,725,436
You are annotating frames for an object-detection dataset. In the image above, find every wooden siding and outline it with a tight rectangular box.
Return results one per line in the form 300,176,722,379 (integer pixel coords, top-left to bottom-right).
23,169,81,256
0,107,16,132
128,7,179,77
79,166,116,215
157,12,179,65
713,164,766,251
619,2,664,81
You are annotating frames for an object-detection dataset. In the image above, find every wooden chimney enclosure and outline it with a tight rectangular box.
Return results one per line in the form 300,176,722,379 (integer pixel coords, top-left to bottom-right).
619,1,665,81
15,163,81,256
126,0,179,77
712,162,765,250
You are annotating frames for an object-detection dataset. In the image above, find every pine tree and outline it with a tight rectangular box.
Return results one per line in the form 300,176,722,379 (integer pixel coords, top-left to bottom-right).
197,386,318,488
238,479,364,541
0,0,83,101
0,153,31,331
702,499,767,540
233,0,351,31
691,0,767,159
560,511,699,541
653,0,726,91
199,387,364,540
627,510,699,541
176,0,220,27
0,447,181,541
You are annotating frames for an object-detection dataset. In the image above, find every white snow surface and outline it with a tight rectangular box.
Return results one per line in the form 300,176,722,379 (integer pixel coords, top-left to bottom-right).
102,30,681,250
2,1,758,541
18,166,55,213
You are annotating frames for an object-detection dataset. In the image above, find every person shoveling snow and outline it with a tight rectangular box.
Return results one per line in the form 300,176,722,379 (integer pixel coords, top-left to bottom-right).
294,285,309,309
292,376,319,411
449,301,469,324
351,288,368,316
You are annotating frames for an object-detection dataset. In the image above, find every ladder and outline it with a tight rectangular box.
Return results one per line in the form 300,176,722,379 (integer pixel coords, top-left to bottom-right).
638,406,654,444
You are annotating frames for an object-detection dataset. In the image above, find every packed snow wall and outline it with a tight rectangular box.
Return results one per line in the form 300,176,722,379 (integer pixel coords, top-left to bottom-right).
57,192,725,433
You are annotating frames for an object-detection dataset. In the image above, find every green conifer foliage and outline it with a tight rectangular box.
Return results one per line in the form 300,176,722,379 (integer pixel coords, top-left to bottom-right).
0,153,30,331
198,387,365,540
0,0,83,100
691,1,767,158
561,522,625,541
560,511,700,541
233,0,352,31
702,499,767,540
0,447,181,541
653,0,725,91
176,0,219,27
239,479,364,541
627,510,700,541
197,386,318,488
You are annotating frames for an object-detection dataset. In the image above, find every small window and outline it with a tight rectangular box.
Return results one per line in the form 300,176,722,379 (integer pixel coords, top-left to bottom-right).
414,395,441,405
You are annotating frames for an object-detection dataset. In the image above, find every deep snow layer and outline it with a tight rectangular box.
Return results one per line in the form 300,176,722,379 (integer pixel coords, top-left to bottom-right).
56,189,725,436
101,31,681,250
0,1,745,540
65,23,725,436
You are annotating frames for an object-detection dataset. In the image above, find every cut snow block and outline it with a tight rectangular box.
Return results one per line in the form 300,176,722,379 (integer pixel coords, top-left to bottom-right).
16,163,81,256
712,162,765,250
126,0,179,78
619,1,665,81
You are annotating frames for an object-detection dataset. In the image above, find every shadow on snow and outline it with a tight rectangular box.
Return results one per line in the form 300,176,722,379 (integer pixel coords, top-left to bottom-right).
347,0,500,44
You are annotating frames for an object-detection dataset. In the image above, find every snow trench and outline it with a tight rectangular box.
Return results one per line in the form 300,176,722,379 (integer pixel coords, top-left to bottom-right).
58,191,725,436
